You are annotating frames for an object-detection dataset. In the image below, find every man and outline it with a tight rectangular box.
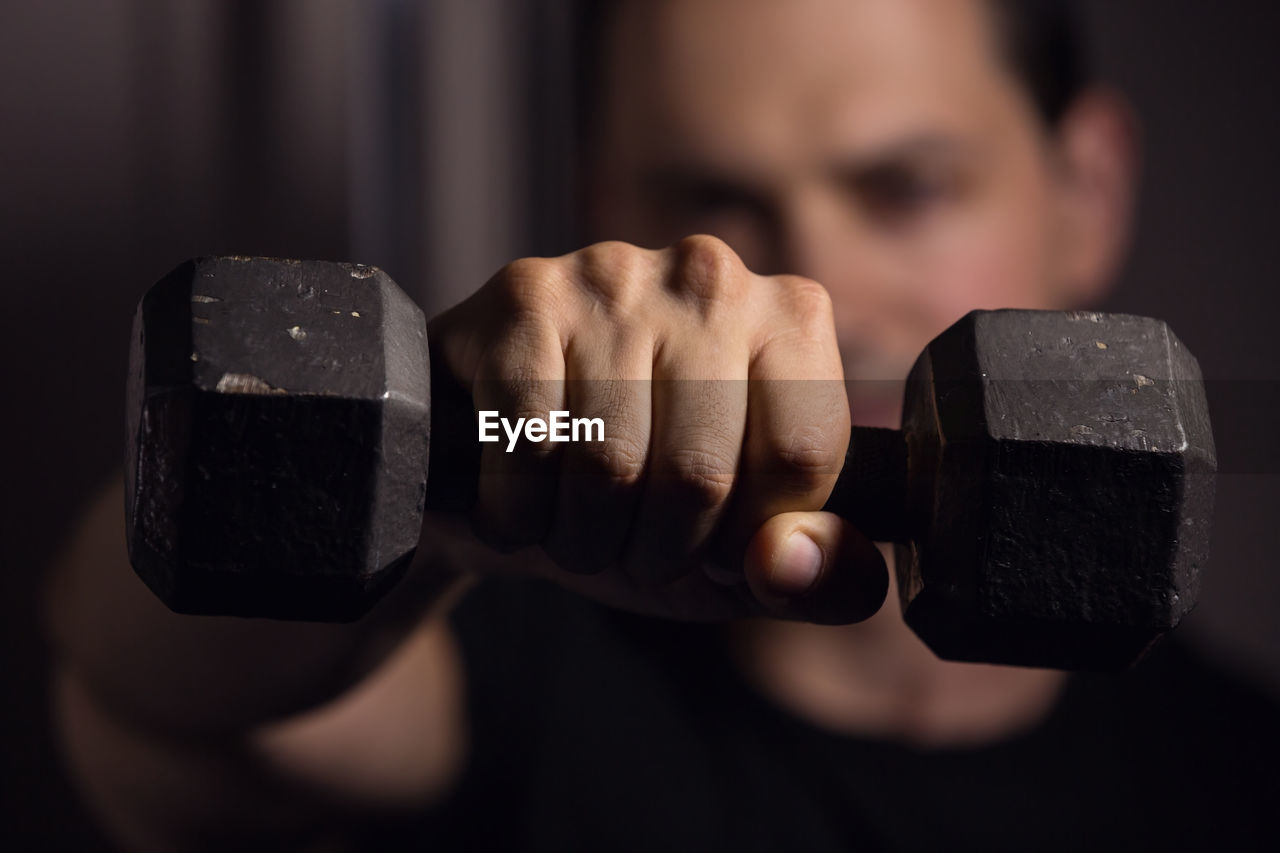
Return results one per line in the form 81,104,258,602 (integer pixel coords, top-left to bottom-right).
47,0,1278,850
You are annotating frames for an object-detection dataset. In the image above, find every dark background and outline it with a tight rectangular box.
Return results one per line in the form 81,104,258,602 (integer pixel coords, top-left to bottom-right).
2,1,1278,847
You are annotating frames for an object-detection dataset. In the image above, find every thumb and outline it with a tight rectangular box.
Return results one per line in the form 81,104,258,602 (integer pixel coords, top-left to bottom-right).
743,511,889,625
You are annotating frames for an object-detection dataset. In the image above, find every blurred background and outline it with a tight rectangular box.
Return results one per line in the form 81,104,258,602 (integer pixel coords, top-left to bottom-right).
1,0,1277,847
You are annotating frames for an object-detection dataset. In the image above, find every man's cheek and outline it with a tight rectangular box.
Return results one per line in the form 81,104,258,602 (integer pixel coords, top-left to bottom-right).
925,227,1058,326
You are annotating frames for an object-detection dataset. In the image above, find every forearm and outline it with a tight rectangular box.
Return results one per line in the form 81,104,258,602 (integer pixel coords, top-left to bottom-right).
54,611,468,852
45,479,466,738
53,666,336,852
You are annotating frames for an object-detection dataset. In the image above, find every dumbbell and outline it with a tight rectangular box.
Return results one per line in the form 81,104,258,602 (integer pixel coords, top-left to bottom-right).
126,257,1216,670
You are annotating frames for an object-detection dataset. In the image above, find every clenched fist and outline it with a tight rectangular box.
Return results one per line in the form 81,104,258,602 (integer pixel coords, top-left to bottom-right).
426,236,888,624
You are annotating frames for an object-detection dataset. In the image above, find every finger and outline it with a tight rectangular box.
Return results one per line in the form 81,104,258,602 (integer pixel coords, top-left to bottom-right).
469,324,566,551
622,347,749,583
744,511,888,624
716,276,850,570
542,334,654,575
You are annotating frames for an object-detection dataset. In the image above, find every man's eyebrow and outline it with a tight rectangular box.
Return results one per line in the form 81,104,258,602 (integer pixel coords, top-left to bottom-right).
637,133,985,194
637,163,772,201
830,133,986,177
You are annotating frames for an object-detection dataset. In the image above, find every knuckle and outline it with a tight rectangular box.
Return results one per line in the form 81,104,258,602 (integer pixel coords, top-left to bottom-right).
578,436,648,490
780,276,835,327
765,428,843,494
581,239,644,273
493,257,566,314
670,234,746,302
519,431,564,463
665,448,738,509
574,240,652,315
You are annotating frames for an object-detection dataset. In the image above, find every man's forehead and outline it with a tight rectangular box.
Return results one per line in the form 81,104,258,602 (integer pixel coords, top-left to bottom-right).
600,0,1020,167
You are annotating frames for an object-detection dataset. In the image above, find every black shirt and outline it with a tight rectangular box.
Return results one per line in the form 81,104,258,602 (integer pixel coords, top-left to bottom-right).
369,577,1279,851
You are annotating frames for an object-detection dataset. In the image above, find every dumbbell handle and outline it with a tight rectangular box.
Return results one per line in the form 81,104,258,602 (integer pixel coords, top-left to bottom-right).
423,355,910,542
825,427,908,542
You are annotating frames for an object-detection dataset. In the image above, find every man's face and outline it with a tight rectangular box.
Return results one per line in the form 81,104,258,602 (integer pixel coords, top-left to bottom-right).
589,0,1116,426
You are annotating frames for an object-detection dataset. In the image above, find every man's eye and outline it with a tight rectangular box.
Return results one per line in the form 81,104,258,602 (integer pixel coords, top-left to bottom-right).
853,168,947,221
675,182,763,218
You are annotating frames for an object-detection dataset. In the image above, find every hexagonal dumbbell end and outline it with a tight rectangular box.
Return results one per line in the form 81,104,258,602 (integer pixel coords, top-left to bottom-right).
125,257,431,621
896,310,1216,669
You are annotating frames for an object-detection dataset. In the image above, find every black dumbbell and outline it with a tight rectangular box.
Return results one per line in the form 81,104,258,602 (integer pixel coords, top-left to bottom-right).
126,257,1216,669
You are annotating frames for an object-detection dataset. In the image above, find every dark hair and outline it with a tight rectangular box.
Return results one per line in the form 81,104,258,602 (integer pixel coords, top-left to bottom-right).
570,0,1089,152
987,0,1089,126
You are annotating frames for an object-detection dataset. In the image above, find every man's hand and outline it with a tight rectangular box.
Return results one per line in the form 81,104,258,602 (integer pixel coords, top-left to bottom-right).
427,235,888,624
